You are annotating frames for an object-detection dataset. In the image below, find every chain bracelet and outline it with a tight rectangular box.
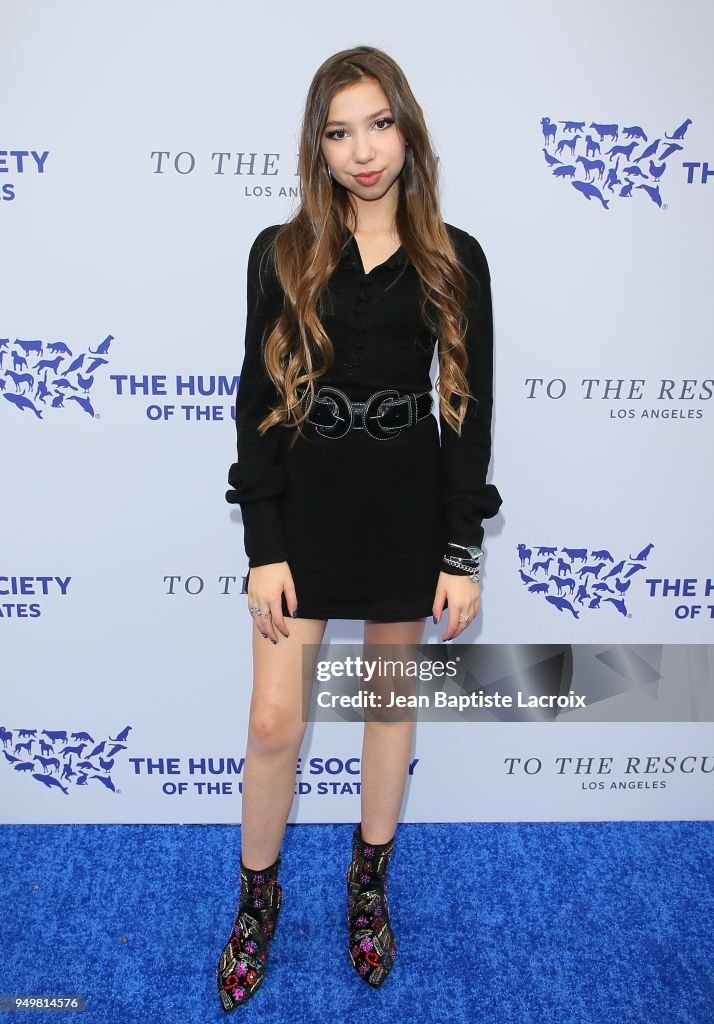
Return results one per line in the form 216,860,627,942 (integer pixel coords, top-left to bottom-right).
443,541,483,583
443,557,480,571
442,555,481,582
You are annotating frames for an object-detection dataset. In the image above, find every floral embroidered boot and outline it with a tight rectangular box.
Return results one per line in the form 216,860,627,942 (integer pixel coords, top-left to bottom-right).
216,853,283,1011
346,823,397,987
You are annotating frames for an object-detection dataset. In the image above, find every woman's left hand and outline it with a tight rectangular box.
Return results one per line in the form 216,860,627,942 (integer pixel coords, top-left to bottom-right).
433,572,480,641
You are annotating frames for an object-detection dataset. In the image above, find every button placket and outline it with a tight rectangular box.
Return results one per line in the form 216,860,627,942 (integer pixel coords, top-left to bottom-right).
341,255,357,375
352,276,370,367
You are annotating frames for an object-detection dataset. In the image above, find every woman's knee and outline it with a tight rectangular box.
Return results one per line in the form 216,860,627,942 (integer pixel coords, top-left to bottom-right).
248,702,304,756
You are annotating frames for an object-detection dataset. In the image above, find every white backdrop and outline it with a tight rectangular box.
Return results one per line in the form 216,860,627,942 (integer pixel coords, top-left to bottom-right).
2,0,712,823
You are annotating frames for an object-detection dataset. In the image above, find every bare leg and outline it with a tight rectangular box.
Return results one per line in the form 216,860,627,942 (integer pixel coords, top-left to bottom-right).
359,618,427,844
217,619,330,1011
241,616,328,869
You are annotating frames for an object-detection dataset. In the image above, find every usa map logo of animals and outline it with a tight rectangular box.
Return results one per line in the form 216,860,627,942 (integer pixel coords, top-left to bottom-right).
1,725,131,795
0,334,114,418
517,543,654,619
540,116,693,209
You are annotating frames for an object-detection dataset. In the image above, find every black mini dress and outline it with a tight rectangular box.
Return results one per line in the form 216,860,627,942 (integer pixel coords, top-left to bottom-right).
226,222,502,621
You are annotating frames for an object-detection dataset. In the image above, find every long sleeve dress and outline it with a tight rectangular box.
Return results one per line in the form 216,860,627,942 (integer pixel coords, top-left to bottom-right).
225,221,503,622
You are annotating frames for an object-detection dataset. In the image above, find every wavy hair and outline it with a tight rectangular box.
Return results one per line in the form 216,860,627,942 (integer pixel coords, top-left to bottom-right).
255,44,475,449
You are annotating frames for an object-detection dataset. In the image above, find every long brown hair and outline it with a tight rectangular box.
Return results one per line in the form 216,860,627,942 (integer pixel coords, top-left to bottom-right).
255,44,476,448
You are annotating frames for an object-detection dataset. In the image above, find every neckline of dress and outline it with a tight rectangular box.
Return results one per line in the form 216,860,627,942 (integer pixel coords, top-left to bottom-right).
342,229,406,275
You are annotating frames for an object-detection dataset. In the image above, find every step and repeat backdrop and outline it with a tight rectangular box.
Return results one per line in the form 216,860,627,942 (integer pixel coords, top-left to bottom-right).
2,1,712,823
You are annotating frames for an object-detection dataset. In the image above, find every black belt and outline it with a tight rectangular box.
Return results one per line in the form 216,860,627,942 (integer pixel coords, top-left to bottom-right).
301,385,434,440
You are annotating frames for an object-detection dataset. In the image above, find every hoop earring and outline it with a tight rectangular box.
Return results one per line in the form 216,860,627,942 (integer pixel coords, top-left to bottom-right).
327,166,333,181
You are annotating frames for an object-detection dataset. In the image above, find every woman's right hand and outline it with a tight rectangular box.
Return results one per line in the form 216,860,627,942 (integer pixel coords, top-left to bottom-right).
247,562,298,643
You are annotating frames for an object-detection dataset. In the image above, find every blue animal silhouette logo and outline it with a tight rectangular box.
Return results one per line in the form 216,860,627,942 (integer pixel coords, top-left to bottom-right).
517,542,655,618
0,333,114,418
0,724,132,795
540,117,692,208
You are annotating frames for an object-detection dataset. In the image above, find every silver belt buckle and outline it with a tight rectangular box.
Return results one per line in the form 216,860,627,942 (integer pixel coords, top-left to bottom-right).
362,389,402,440
311,386,404,440
311,385,353,438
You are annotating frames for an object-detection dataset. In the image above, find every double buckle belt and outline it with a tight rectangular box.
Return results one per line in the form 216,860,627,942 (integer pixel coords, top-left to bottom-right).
302,385,434,440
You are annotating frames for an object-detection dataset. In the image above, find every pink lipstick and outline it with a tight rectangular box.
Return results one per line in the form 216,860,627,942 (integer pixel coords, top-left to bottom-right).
354,171,382,186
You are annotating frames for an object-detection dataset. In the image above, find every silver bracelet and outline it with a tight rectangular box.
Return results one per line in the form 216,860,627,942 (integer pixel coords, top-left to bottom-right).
442,555,481,582
448,542,483,561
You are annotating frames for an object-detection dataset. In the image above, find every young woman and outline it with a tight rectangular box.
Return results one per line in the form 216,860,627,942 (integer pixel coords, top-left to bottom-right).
217,45,502,1011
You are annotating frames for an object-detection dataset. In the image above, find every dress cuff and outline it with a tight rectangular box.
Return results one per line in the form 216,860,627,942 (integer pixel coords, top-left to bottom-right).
239,498,288,568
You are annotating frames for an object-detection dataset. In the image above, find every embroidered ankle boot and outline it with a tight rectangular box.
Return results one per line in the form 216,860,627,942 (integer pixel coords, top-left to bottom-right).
346,823,397,987
216,853,283,1011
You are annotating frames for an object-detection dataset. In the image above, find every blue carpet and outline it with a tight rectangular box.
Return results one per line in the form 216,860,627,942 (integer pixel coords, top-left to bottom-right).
1,821,713,1023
